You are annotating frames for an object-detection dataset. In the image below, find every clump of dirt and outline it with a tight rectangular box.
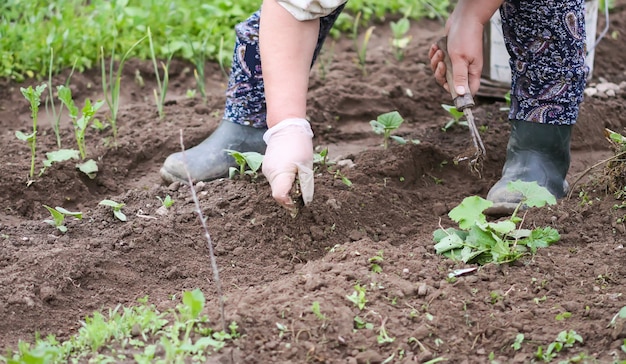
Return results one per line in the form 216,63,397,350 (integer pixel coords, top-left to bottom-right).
1,5,626,363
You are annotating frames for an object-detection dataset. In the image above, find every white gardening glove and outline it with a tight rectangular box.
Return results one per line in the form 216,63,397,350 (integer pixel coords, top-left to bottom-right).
262,118,314,214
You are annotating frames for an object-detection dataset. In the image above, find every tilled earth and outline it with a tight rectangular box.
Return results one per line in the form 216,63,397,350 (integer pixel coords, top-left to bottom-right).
1,7,626,363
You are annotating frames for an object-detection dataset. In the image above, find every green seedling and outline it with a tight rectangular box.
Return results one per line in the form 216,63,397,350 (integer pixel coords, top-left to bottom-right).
99,199,127,222
317,41,336,81
218,35,229,80
433,180,560,265
353,12,375,77
535,330,583,362
369,250,384,273
148,27,173,119
354,316,374,330
101,36,146,144
334,170,353,187
16,83,47,182
157,195,174,209
390,16,411,61
187,31,212,101
511,333,524,350
346,284,368,311
224,150,264,179
500,91,512,111
43,205,83,233
311,301,327,321
441,104,468,131
370,111,414,149
555,311,572,321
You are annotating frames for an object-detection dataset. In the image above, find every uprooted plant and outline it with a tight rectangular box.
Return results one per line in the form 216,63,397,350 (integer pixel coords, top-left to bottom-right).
433,180,561,265
16,83,47,183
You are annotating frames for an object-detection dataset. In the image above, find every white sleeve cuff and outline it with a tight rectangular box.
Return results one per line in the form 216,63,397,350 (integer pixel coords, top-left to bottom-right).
263,118,314,144
277,0,347,21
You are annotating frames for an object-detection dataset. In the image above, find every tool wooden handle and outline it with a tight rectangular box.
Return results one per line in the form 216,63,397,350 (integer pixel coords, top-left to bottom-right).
436,36,475,111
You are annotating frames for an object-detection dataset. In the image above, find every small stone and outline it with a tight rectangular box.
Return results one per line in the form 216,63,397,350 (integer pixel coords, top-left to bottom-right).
432,202,447,216
584,87,598,97
39,285,56,302
355,350,383,364
607,89,616,97
155,206,168,216
348,230,366,241
596,82,619,93
337,159,356,169
417,284,429,296
168,181,181,191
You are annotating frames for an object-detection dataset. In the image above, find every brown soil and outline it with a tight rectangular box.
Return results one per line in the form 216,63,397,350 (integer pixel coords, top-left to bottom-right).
2,6,626,363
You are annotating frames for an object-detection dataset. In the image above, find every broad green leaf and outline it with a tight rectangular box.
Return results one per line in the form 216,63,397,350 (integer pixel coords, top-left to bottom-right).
433,228,465,243
242,152,264,173
15,130,35,142
57,86,78,118
434,234,464,254
225,149,246,166
182,289,206,320
441,104,464,121
55,207,83,219
99,199,123,208
487,220,517,235
507,228,532,239
507,180,556,207
113,210,127,222
376,111,404,130
77,159,98,179
370,120,385,135
43,205,65,227
46,149,80,163
448,196,492,230
467,224,498,249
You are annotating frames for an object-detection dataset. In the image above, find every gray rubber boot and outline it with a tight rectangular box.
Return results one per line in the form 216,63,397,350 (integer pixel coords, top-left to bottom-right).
484,120,572,216
160,121,267,183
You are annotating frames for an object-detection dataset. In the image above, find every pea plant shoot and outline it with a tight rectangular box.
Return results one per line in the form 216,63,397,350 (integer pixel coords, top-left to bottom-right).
433,180,560,265
224,150,264,180
43,205,83,233
16,83,47,182
370,111,418,149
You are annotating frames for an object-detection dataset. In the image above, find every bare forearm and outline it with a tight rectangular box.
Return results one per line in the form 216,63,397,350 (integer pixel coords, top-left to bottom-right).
259,0,320,128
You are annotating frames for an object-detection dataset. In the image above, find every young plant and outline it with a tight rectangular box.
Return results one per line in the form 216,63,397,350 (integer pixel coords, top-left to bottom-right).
101,36,146,144
57,85,104,178
99,199,127,222
535,330,583,362
16,83,47,182
311,301,327,321
441,104,468,131
390,16,411,61
352,12,375,77
43,205,83,233
369,250,384,273
148,27,172,119
370,111,413,149
157,195,174,209
346,284,368,311
224,150,264,179
433,180,560,265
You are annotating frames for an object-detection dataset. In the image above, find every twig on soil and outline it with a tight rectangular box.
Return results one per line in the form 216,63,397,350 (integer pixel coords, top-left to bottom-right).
567,151,626,199
179,130,226,331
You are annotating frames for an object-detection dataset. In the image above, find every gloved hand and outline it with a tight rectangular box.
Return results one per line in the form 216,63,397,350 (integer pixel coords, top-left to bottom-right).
262,118,314,214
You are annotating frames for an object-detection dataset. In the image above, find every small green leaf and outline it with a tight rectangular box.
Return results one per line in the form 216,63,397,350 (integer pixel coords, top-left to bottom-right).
448,196,492,230
376,111,404,130
77,159,98,179
441,104,464,121
43,205,65,227
15,130,35,142
113,209,127,222
182,288,205,320
99,199,123,208
487,220,517,235
434,234,464,254
55,207,83,219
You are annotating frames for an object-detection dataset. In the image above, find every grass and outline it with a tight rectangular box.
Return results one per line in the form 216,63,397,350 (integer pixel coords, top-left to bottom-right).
1,0,449,81
0,290,240,363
